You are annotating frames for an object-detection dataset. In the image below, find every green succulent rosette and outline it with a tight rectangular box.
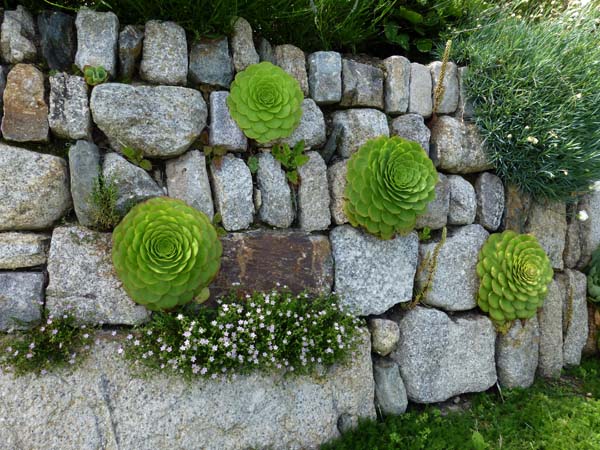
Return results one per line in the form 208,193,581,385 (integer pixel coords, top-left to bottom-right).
112,197,222,311
343,136,438,240
585,246,600,303
476,230,553,325
227,61,303,143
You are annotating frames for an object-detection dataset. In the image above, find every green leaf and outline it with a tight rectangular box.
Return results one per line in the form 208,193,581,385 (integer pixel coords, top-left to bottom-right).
121,146,136,160
471,431,489,450
139,159,153,171
294,154,309,168
396,7,423,25
384,22,410,51
415,38,433,53
212,212,223,226
286,170,299,185
247,155,259,174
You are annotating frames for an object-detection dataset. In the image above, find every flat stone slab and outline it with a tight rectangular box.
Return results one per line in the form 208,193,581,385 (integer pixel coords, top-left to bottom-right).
330,225,418,316
189,37,234,88
90,83,207,158
45,226,151,325
49,73,91,140
0,232,50,269
0,331,374,450
307,51,342,105
391,307,497,403
209,229,333,300
0,271,44,331
74,9,119,77
0,143,71,231
140,20,188,85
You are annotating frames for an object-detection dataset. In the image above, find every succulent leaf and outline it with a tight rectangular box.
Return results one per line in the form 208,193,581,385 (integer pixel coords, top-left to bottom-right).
476,230,553,326
585,245,600,303
227,62,303,143
112,197,222,311
343,136,438,239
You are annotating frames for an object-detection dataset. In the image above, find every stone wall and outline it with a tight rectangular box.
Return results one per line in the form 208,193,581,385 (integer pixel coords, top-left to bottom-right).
0,6,597,449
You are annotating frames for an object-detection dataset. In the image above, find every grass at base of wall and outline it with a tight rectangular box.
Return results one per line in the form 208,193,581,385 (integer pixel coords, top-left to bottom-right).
321,357,600,450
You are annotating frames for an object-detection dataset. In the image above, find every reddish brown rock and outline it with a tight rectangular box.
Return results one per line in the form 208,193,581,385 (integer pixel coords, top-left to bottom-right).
583,303,600,356
1,64,48,142
502,183,531,233
209,229,333,300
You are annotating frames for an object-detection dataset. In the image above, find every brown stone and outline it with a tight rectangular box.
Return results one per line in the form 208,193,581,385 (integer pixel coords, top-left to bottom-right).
1,64,48,142
502,183,531,233
583,303,600,356
208,229,333,301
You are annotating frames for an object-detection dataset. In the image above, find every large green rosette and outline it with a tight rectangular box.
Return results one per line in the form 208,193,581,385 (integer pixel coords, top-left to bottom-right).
476,230,553,325
586,245,600,303
112,197,222,311
343,136,438,240
227,61,303,143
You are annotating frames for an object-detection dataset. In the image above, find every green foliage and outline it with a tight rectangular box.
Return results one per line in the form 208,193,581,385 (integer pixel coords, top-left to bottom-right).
418,226,432,242
227,62,303,143
82,64,108,86
112,197,222,311
88,175,121,231
323,357,600,450
586,246,600,303
271,140,309,185
0,313,94,376
344,136,437,240
121,145,152,171
476,230,553,327
247,155,259,174
124,290,362,379
449,3,600,201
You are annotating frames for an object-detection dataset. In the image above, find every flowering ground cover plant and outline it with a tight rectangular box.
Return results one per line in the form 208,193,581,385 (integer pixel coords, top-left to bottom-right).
476,230,553,328
112,197,222,311
124,290,362,379
227,61,303,143
344,136,437,240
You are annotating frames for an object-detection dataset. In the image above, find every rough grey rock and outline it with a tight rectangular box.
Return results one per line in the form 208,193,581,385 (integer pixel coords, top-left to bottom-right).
340,59,384,109
416,173,449,230
189,37,234,88
1,64,48,142
416,224,489,311
102,152,163,215
49,73,91,140
69,140,101,227
525,199,567,270
0,232,50,269
0,144,71,231
0,331,374,450
475,172,505,231
408,63,432,117
429,61,459,114
448,175,477,225
91,83,207,158
118,25,143,80
391,307,497,403
278,99,326,149
74,9,119,77
373,357,408,415
578,190,600,268
390,113,430,154
0,66,6,124
368,319,400,357
430,115,493,173
383,56,410,115
257,152,295,228
558,269,588,366
38,11,76,71
209,91,248,151
231,17,259,72
307,51,342,105
46,226,150,325
0,6,37,64
257,37,275,64
329,109,389,158
327,159,348,225
537,278,564,378
274,44,309,96
297,151,330,232
165,150,214,220
210,154,254,231
0,272,43,331
140,20,187,85
563,216,582,269
496,317,540,388
330,225,418,316
456,66,474,119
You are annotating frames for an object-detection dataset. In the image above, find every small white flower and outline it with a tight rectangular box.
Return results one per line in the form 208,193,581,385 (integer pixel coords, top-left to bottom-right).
526,136,539,145
176,314,184,320
577,210,589,221
590,181,600,191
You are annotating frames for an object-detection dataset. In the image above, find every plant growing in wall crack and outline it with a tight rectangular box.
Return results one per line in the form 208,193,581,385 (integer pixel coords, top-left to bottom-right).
343,136,437,240
585,246,600,304
272,140,309,185
112,197,223,311
83,65,109,86
121,145,153,171
227,61,303,143
476,230,553,328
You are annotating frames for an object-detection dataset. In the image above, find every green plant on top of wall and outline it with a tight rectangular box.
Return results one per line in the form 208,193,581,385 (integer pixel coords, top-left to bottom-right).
112,197,222,311
343,136,437,240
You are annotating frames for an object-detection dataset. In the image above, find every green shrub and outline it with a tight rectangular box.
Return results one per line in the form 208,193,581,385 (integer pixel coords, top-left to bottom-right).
449,3,600,201
112,197,222,311
586,246,600,303
88,175,121,231
344,136,437,240
124,290,362,379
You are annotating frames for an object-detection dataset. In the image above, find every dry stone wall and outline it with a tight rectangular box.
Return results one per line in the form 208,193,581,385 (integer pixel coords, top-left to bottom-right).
0,6,596,449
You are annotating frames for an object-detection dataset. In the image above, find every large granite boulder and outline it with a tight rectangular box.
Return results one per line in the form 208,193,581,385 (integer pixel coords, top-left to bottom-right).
496,318,540,388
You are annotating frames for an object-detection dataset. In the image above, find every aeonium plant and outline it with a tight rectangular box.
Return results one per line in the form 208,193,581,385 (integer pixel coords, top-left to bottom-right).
112,197,222,311
227,61,303,143
585,245,600,303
